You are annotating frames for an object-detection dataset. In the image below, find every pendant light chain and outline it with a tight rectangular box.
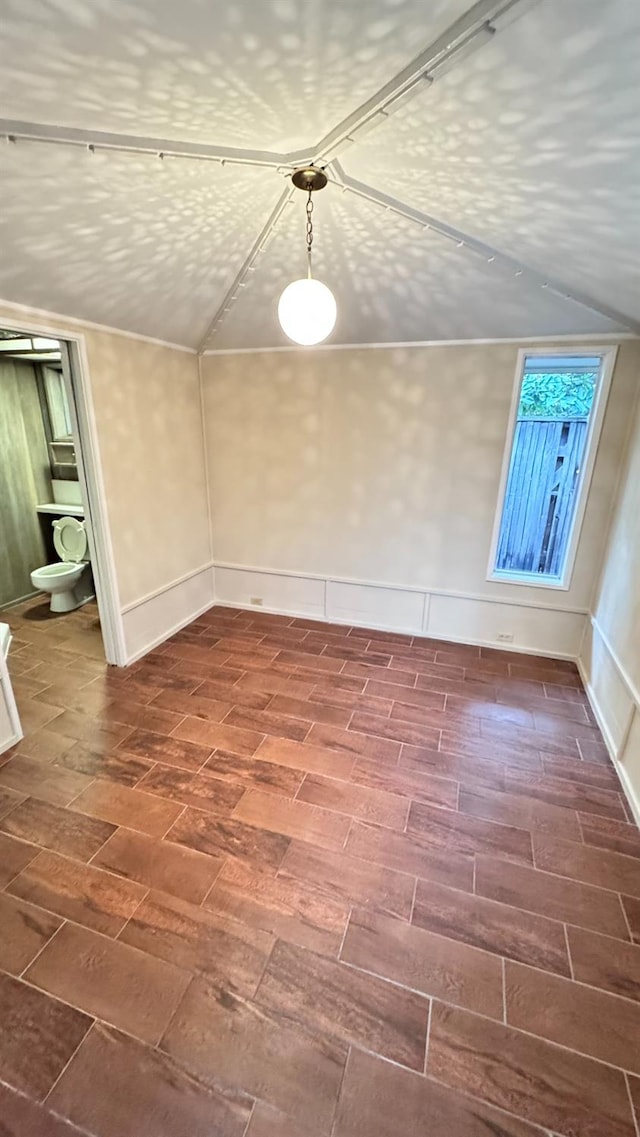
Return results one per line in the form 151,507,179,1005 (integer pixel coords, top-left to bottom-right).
278,165,336,346
305,186,314,278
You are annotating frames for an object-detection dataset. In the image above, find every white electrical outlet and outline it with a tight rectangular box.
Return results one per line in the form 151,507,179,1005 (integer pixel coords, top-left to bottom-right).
250,597,263,606
497,632,514,643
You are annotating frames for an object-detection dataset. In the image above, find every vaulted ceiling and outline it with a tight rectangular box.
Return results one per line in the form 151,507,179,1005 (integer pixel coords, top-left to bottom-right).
0,0,638,350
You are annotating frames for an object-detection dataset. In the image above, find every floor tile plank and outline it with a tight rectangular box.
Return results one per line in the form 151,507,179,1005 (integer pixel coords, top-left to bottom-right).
412,877,571,976
7,848,146,935
26,921,190,1045
0,830,40,887
49,1023,251,1137
161,977,346,1132
0,755,94,807
532,832,640,897
333,1048,547,1137
256,940,429,1071
120,888,273,992
204,859,349,957
349,813,477,893
342,908,504,1017
458,783,582,841
566,925,640,1002
117,727,213,771
408,801,533,865
0,797,116,861
137,763,244,814
476,854,630,938
0,1083,86,1137
203,748,305,797
350,755,458,809
428,1001,636,1137
69,780,183,837
167,805,290,871
92,826,222,904
279,838,415,921
233,788,352,851
0,891,62,975
296,771,410,829
257,735,356,779
505,959,640,1074
0,970,92,1100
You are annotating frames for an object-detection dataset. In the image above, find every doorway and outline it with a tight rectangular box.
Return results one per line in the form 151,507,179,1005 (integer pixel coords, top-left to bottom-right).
0,320,125,749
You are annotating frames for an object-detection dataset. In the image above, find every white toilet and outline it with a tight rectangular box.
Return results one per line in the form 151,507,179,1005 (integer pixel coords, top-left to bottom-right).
31,516,94,613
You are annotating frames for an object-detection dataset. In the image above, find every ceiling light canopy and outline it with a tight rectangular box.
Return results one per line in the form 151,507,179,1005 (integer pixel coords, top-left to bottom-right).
278,166,337,346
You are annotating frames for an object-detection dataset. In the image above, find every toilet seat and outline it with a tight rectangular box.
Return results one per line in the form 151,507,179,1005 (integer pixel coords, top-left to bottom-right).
53,516,88,563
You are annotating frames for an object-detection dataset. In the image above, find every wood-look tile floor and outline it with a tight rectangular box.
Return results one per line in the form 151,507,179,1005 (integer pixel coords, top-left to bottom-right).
2,597,640,1136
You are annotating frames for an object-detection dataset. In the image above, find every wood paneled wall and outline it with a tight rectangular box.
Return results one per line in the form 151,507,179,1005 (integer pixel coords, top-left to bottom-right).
0,359,52,607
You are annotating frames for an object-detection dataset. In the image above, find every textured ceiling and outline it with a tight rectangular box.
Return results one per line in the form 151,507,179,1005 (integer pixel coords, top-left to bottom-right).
344,0,640,328
210,191,622,349
0,0,638,349
0,0,471,150
0,144,281,347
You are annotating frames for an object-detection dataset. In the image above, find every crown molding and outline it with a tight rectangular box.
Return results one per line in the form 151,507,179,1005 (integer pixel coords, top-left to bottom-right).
0,299,196,353
200,332,638,357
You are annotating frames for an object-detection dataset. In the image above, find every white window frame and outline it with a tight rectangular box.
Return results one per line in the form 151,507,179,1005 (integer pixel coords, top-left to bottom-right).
487,345,618,591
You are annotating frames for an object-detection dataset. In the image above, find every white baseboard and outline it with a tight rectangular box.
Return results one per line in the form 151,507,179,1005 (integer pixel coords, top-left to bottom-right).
213,562,585,659
122,566,215,664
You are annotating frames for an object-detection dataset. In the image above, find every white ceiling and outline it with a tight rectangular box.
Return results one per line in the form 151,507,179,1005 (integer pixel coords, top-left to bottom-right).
0,145,280,348
344,0,640,329
0,0,472,151
0,0,638,349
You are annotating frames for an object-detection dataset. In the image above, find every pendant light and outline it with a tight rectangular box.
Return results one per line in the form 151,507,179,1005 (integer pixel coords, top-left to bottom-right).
278,166,337,346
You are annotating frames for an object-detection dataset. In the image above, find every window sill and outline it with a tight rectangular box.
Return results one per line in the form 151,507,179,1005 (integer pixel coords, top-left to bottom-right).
487,570,570,592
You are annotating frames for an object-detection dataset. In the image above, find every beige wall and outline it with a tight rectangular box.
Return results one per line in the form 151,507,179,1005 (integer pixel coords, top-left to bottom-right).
202,341,640,613
0,304,212,657
80,329,210,607
582,390,640,820
592,397,640,692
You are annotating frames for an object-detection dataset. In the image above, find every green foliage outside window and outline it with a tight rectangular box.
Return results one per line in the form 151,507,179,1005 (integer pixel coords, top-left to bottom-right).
519,372,597,419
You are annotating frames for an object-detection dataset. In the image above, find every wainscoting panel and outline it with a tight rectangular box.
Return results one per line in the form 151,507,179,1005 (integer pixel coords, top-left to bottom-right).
214,565,325,618
580,619,635,753
122,566,215,663
212,562,586,658
621,711,640,825
325,579,426,632
579,616,640,824
427,593,586,658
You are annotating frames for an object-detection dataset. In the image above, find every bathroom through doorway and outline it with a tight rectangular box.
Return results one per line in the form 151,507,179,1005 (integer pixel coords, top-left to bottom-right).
0,319,125,749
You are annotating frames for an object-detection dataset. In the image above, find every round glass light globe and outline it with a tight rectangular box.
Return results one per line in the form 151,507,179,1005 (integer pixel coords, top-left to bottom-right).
278,277,337,346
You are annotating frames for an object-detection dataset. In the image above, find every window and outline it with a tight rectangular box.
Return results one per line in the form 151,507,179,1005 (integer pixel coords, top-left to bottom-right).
488,348,616,589
42,365,73,441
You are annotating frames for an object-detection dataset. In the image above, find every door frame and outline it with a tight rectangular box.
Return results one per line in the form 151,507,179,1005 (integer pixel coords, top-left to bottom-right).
2,315,127,665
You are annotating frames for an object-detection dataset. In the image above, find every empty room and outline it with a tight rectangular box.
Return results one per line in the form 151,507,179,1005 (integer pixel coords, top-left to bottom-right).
1,1,639,1135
